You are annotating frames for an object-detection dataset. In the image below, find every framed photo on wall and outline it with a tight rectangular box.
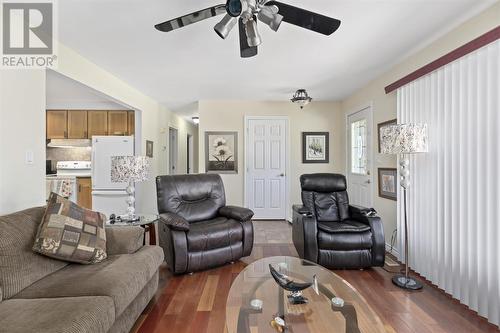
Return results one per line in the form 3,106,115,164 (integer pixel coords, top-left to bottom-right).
378,119,397,153
205,131,238,174
378,168,397,200
302,132,329,163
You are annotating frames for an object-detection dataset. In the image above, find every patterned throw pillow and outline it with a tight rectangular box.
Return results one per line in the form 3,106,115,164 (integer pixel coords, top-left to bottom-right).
33,193,107,264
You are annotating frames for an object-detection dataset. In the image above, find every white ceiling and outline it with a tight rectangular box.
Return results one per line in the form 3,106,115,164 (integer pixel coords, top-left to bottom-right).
57,0,495,113
46,70,127,110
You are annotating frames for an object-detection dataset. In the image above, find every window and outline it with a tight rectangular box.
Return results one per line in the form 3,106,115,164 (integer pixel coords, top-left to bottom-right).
351,119,367,174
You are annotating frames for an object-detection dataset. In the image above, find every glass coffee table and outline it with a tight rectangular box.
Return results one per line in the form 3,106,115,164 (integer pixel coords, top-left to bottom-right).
226,256,386,333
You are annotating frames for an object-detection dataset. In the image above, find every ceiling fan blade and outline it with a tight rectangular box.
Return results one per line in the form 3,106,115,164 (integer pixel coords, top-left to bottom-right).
155,4,227,32
265,1,341,36
239,18,258,58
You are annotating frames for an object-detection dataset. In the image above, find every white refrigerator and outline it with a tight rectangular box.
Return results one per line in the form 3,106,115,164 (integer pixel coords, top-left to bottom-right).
91,136,134,217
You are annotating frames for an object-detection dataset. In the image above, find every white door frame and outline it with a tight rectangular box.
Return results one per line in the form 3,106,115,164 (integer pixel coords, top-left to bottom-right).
345,102,374,207
244,116,290,220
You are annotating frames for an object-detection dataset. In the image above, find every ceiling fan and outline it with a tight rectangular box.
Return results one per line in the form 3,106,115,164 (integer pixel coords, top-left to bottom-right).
155,0,341,58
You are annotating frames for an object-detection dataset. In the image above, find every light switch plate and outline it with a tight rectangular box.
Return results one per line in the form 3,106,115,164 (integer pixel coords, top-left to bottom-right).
25,150,34,164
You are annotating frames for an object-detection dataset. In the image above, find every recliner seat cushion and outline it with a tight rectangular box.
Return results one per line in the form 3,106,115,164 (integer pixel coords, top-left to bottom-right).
318,221,373,251
0,296,115,333
13,246,163,317
187,217,243,252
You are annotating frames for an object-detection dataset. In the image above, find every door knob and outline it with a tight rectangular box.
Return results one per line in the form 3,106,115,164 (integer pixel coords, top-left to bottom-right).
365,179,371,184
279,173,285,177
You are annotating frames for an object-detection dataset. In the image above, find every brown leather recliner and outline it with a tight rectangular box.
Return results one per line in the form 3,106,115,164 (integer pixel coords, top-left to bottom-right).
156,174,254,274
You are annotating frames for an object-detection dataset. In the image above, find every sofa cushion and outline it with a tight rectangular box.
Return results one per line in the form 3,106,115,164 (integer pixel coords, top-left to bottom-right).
0,296,115,333
313,191,350,222
0,207,67,299
187,217,243,252
33,193,107,264
13,245,164,317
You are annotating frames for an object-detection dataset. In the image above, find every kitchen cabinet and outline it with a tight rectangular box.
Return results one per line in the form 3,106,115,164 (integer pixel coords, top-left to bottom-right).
108,111,128,135
88,111,108,137
47,110,68,139
128,111,135,136
67,110,88,139
77,177,92,209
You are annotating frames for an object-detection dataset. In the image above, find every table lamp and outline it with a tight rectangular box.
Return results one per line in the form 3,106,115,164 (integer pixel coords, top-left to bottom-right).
111,156,151,222
380,123,428,290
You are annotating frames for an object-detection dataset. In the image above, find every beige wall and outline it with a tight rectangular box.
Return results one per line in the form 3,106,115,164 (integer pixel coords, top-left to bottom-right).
0,43,198,215
198,100,344,220
0,70,46,213
340,1,500,249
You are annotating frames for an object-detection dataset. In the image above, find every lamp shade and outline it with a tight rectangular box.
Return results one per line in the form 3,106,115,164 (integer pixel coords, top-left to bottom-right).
111,156,151,183
380,123,428,154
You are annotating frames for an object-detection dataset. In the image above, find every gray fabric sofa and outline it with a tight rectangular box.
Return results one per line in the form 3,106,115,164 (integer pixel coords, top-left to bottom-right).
0,206,164,333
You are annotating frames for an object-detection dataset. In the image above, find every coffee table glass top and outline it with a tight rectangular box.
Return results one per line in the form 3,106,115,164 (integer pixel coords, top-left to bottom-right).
105,214,159,227
226,256,386,333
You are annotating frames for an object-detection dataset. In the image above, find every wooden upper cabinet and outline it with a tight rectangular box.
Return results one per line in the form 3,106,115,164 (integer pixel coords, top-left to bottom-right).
67,110,88,139
88,111,108,137
46,110,68,139
108,111,128,136
128,111,135,136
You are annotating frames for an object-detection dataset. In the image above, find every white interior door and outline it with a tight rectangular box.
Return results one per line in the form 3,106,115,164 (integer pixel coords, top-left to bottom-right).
168,128,178,175
187,134,193,174
347,107,373,208
246,118,288,219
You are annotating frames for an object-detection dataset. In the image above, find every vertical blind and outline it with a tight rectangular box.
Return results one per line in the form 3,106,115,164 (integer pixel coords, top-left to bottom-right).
397,40,499,326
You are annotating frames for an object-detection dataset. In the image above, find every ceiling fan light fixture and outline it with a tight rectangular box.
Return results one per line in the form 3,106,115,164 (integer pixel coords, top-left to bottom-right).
258,6,283,32
214,14,238,39
245,17,262,47
291,89,313,109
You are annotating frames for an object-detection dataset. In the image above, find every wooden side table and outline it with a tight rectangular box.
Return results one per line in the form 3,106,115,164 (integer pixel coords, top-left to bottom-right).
106,214,159,245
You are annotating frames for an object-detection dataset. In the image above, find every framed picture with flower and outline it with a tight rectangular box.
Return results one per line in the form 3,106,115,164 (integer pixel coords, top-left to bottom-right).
378,168,397,200
205,131,238,174
302,132,329,163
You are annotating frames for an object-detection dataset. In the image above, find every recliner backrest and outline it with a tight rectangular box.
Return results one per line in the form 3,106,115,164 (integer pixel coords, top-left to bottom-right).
156,174,226,223
300,173,350,222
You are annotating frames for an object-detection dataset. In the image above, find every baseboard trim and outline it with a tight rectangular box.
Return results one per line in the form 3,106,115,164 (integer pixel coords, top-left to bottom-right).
386,242,400,258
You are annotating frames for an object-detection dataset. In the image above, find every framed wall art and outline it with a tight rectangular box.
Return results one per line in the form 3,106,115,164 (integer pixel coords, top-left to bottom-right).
205,131,238,174
302,132,329,163
378,119,397,153
378,168,397,200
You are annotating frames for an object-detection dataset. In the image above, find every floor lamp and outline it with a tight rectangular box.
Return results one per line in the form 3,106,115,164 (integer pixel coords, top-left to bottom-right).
380,123,428,290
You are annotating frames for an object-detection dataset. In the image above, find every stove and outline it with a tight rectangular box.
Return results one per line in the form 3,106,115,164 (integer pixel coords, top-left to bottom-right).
56,161,92,177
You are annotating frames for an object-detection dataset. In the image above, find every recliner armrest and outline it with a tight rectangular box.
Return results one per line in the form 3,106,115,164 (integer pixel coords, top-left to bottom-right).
292,204,313,217
159,213,190,231
349,205,377,218
219,206,254,221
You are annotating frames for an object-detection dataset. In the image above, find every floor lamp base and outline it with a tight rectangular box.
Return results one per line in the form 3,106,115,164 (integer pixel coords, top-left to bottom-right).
392,275,423,290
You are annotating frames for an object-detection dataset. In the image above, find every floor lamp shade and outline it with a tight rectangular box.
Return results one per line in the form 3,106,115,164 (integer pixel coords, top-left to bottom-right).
111,156,151,220
381,123,428,290
380,123,428,155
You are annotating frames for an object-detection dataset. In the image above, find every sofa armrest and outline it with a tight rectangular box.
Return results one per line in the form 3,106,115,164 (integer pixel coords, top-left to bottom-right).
349,205,385,266
219,206,254,221
105,226,144,255
292,207,318,263
159,213,190,231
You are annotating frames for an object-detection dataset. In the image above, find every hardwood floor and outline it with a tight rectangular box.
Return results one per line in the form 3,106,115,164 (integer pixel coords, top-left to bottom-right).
132,221,499,333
